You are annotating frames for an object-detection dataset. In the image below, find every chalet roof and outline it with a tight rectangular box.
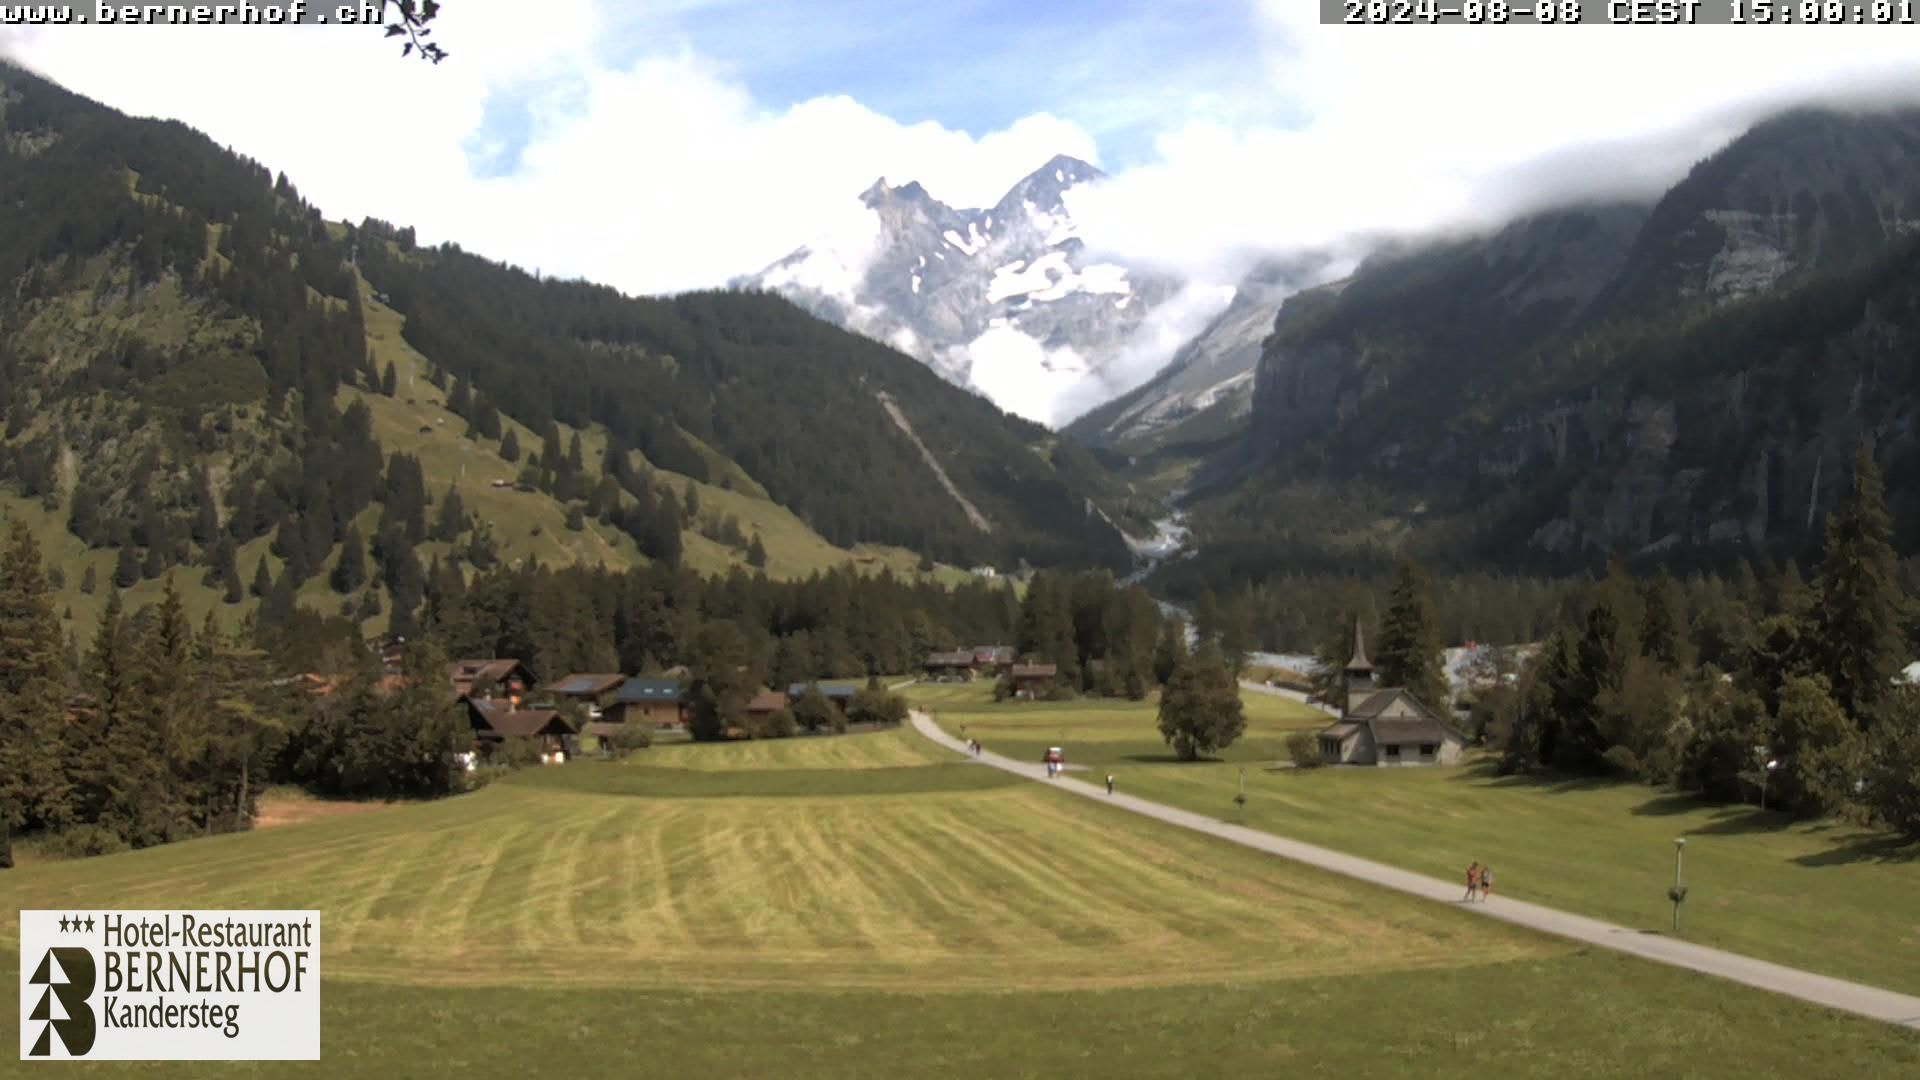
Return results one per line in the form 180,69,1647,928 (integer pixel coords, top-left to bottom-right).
925,651,976,667
547,673,626,697
746,691,788,714
488,709,574,738
1346,623,1373,673
615,678,684,703
788,683,857,699
464,695,575,737
582,721,629,739
1011,663,1057,678
1324,688,1463,747
449,658,531,687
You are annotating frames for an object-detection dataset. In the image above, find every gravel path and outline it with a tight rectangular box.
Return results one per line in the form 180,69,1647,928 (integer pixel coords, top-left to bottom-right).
911,710,1920,1030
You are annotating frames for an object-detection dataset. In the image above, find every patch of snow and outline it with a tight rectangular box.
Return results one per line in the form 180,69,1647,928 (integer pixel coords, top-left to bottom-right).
942,229,979,256
1055,168,1065,183
1076,263,1131,296
917,254,926,268
1115,297,1130,310
910,273,921,295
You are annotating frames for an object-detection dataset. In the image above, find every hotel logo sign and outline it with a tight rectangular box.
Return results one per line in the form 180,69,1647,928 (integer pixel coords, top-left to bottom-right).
19,910,319,1061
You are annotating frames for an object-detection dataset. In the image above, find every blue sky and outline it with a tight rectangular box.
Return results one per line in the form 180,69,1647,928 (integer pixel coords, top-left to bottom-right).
469,0,1270,182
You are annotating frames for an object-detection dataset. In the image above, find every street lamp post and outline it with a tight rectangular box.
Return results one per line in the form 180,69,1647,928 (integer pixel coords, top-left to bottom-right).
1669,837,1688,934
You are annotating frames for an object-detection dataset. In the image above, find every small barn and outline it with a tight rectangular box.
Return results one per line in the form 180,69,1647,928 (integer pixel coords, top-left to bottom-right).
787,683,857,710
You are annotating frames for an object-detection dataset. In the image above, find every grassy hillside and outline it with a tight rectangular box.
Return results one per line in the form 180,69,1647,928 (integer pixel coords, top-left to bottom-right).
2,728,1916,1075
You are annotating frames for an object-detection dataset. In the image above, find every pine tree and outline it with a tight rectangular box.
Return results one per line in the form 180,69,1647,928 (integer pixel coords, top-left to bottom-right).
1376,561,1448,711
1152,615,1189,686
1809,447,1907,724
435,485,466,543
80,564,97,595
331,525,368,593
250,555,273,598
1218,593,1253,679
380,361,398,397
746,534,768,569
567,432,585,475
219,541,245,599
0,521,73,837
565,505,586,532
500,429,520,462
113,544,142,588
1639,573,1692,673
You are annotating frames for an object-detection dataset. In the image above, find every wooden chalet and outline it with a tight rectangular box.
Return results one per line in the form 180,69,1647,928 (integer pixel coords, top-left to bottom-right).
923,650,977,680
543,673,627,716
448,658,536,701
973,645,1015,674
603,678,688,729
464,695,578,759
1009,663,1057,698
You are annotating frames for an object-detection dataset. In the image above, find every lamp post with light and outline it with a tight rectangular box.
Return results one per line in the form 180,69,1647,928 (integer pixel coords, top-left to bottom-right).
1668,837,1689,934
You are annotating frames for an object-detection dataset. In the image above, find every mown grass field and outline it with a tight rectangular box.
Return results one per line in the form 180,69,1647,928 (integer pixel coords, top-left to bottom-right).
908,680,1327,766
914,682,1920,997
3,726,1916,1076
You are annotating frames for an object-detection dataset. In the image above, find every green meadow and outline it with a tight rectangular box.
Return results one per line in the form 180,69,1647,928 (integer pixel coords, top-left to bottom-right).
909,682,1920,997
1,726,1915,1076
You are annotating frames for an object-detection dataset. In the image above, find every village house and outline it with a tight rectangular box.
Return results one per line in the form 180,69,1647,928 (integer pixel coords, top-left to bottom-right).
1009,663,1057,699
923,650,978,681
448,658,536,702
463,695,579,761
603,678,688,729
1317,626,1466,767
542,673,627,718
973,645,1015,674
787,683,857,711
741,690,789,738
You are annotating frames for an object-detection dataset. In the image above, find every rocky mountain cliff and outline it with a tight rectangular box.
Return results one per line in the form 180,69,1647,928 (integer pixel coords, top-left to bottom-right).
1193,106,1920,579
1066,253,1336,451
739,155,1182,426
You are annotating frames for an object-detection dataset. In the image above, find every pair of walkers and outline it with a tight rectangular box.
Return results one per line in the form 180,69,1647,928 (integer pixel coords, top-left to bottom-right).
1464,861,1495,902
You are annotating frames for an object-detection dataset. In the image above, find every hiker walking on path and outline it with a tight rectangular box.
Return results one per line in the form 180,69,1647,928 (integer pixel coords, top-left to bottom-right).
1106,775,1115,795
1480,865,1494,901
1464,862,1481,902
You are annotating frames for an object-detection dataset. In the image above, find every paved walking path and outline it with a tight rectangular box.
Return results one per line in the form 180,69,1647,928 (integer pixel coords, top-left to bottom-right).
1238,680,1339,716
911,710,1920,1031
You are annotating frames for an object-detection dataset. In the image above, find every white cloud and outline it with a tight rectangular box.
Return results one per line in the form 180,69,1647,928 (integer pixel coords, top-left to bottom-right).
957,326,1091,426
1066,10,1920,284
3,2,1097,296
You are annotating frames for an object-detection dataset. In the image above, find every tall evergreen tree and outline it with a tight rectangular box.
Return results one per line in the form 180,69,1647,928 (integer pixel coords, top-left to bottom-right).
1376,561,1448,711
331,525,368,593
499,429,520,462
0,522,73,840
1152,615,1189,687
251,554,273,599
113,543,142,588
1809,448,1907,724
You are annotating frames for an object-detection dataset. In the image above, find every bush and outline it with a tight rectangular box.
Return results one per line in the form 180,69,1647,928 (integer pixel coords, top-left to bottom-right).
605,724,654,757
849,688,908,727
44,825,130,859
751,708,797,739
1286,732,1323,768
486,736,545,769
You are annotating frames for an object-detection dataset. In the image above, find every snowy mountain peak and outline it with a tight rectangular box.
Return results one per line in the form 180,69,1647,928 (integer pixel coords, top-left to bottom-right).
739,155,1179,426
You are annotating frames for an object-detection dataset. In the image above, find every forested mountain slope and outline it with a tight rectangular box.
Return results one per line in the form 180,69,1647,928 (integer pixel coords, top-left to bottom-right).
0,64,1131,642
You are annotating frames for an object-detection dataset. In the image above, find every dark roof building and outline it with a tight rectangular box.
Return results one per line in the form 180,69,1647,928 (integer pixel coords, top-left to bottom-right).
787,683,857,701
545,673,626,700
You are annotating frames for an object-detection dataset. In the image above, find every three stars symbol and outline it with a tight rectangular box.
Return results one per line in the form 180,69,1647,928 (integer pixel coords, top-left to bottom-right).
56,915,94,933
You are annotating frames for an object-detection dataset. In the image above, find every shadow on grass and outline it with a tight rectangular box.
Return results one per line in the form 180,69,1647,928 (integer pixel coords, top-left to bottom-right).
1793,834,1920,867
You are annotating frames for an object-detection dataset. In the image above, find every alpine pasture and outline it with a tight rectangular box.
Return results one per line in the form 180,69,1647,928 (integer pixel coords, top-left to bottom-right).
3,724,1917,1076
